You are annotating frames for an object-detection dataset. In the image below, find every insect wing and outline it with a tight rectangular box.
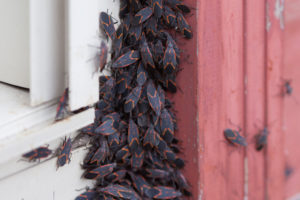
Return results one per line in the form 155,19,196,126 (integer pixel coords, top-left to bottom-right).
112,50,140,68
84,163,116,179
116,145,131,163
57,137,72,167
163,41,177,74
132,7,153,25
131,145,144,169
55,88,68,121
160,109,174,143
128,119,139,151
95,119,117,136
140,40,155,69
98,184,141,200
75,190,97,200
177,12,192,39
106,169,127,182
143,126,160,149
124,86,142,113
147,81,161,116
100,12,116,40
99,41,108,72
147,186,182,199
152,0,163,18
137,62,148,86
163,6,177,27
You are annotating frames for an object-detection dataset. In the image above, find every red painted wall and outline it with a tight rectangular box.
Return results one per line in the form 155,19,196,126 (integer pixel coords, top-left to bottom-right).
174,0,300,199
284,1,300,199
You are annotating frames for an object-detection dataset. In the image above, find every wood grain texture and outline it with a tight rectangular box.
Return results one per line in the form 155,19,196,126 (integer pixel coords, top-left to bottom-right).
196,0,245,199
244,1,266,199
284,0,300,199
266,0,285,199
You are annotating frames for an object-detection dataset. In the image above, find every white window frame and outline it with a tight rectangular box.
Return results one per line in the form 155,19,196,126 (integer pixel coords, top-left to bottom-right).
0,0,120,180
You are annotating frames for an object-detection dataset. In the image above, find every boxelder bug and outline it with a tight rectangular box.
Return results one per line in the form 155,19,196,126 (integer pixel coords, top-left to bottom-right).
100,12,116,40
137,62,148,86
132,7,153,25
22,146,52,162
163,40,177,74
224,128,247,146
98,184,141,200
112,50,140,68
75,189,97,200
255,127,268,151
177,12,193,39
128,119,140,152
128,172,152,197
83,163,116,180
98,41,108,72
284,80,293,96
124,86,142,113
152,0,163,18
55,88,69,121
147,81,162,116
145,186,182,199
57,137,72,168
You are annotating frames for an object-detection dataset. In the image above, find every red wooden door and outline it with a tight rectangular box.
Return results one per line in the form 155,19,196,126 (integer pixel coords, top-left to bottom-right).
174,0,300,199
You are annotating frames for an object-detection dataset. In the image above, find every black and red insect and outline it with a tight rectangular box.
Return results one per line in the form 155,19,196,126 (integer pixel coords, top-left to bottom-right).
255,127,269,151
177,12,193,39
124,86,142,113
132,6,153,25
137,62,148,86
166,0,191,13
95,113,120,136
127,25,143,45
224,128,247,146
116,145,131,163
22,146,52,162
165,74,177,93
147,81,161,116
88,140,109,166
105,169,127,183
80,123,95,136
140,38,155,69
130,145,144,169
143,125,160,149
160,108,174,143
55,88,69,121
57,137,72,168
112,25,123,59
128,119,139,151
146,186,182,199
129,172,152,197
98,41,108,72
163,6,177,28
112,50,140,68
75,189,97,200
152,0,163,19
284,80,293,96
100,12,116,40
83,163,116,180
163,40,177,74
98,184,141,200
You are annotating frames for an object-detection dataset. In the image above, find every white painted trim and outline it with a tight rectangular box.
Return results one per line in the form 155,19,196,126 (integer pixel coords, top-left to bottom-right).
29,0,65,106
0,108,94,166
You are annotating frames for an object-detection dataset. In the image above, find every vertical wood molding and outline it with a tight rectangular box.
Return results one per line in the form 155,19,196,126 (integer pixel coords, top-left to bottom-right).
244,0,266,199
266,0,285,199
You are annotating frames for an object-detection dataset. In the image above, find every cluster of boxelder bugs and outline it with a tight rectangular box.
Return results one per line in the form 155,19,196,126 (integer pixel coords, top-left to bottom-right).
75,0,193,199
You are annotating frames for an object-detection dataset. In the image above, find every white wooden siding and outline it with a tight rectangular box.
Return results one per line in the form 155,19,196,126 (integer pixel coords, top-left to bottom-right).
67,0,120,111
30,0,66,106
